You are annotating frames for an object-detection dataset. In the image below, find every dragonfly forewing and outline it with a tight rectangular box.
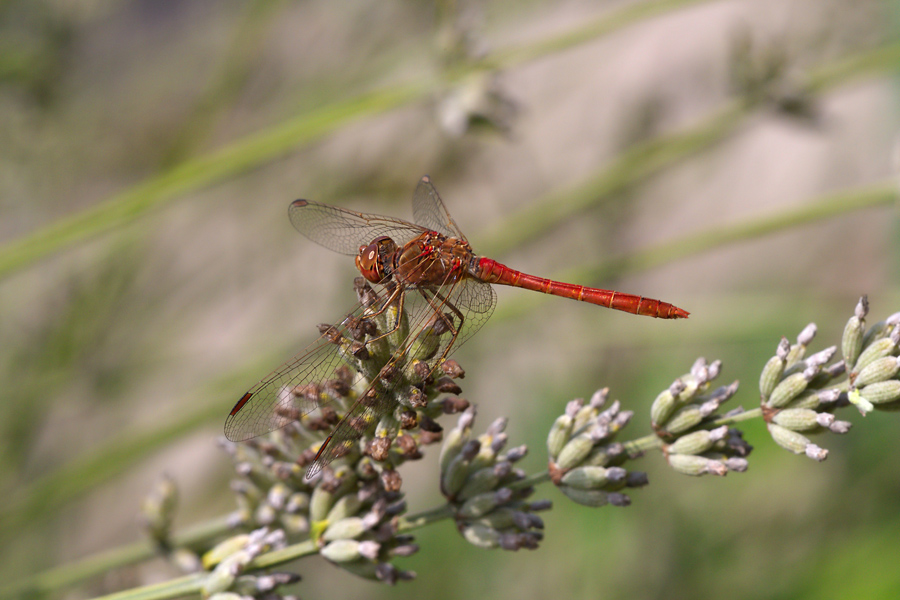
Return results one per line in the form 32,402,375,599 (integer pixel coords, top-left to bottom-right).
289,199,428,256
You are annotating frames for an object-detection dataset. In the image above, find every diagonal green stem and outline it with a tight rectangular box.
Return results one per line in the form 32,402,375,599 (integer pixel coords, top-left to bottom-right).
1,516,232,600
492,180,898,323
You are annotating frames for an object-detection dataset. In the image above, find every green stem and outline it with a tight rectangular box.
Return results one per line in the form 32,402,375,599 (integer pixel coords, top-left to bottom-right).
87,573,206,600
492,180,898,324
488,0,717,69
397,503,456,531
476,38,900,258
508,471,552,490
1,516,232,600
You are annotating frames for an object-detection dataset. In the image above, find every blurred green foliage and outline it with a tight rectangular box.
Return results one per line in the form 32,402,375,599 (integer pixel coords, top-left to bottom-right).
0,0,898,599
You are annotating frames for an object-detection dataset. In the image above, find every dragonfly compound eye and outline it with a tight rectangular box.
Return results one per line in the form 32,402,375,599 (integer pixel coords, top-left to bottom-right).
356,240,385,283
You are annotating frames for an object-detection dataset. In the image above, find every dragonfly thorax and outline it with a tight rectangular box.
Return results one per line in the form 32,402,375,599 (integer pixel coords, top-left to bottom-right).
356,236,398,284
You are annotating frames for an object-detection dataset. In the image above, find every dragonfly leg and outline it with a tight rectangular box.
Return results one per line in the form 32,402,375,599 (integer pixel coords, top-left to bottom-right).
417,287,465,365
358,285,407,346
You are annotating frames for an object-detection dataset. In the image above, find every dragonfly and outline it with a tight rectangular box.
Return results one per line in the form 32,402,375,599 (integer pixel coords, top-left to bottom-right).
225,176,688,477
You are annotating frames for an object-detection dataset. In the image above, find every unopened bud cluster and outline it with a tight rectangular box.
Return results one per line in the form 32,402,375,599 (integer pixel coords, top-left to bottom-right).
842,296,900,415
196,278,480,588
648,359,746,476
758,320,850,461
440,408,548,550
547,389,648,505
202,528,298,600
136,285,900,597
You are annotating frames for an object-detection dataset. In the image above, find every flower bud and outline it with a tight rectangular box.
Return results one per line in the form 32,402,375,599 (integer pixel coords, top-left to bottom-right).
666,453,727,476
650,387,678,427
461,523,501,549
546,413,574,460
842,307,866,369
768,423,827,460
459,491,505,519
859,380,900,405
322,517,367,541
853,356,900,387
441,449,474,498
667,426,726,455
203,535,250,569
554,432,595,470
854,337,898,373
766,372,810,408
326,494,362,524
321,540,363,563
458,466,501,501
759,339,790,399
660,404,704,435
202,554,245,596
771,408,820,432
559,465,617,490
559,486,610,507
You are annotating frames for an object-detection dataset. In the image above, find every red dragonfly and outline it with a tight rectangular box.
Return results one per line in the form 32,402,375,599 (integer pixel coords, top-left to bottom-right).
225,176,688,477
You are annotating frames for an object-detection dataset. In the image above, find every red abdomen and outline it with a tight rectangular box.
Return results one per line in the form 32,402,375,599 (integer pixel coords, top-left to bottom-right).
474,257,688,319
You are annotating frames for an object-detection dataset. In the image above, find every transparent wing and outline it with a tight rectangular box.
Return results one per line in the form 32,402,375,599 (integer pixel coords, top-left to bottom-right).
224,304,371,442
289,199,428,256
305,269,497,477
411,176,468,240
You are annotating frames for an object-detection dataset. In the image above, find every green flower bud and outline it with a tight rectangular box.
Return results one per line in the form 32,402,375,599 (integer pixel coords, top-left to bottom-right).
650,388,677,427
326,493,362,524
785,390,820,410
859,380,900,405
759,340,789,399
441,451,473,498
309,486,336,524
771,408,820,431
559,465,615,490
472,507,516,530
667,453,725,476
546,413,574,460
555,432,594,470
439,425,467,475
842,313,865,370
459,491,502,519
855,337,897,373
572,403,597,431
202,535,250,569
766,372,810,408
559,486,610,507
583,443,623,467
322,517,367,541
768,423,825,459
854,356,900,387
281,514,310,536
458,466,501,501
667,427,723,455
202,553,246,595
321,539,362,563
661,404,704,435
461,523,501,549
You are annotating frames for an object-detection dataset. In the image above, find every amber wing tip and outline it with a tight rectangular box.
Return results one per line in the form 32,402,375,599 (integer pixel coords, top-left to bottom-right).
291,199,309,208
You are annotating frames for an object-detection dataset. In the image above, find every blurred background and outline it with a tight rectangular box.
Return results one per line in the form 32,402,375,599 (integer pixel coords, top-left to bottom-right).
1,0,898,598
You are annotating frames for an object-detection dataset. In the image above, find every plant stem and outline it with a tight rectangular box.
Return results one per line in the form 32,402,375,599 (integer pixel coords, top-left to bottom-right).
1,516,232,600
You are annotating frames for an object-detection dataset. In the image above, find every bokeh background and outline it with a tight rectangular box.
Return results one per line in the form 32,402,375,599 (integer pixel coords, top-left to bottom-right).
1,0,899,599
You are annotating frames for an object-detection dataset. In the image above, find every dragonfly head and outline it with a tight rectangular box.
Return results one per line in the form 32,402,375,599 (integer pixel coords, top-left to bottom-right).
356,236,397,283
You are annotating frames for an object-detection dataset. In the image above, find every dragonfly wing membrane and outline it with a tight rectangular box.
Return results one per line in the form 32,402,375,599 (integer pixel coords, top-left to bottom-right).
224,305,371,442
289,199,427,255
411,176,467,240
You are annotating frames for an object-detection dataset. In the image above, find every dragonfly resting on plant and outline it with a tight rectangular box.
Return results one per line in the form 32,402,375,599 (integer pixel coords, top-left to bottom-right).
225,176,689,477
